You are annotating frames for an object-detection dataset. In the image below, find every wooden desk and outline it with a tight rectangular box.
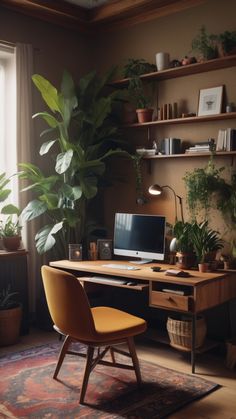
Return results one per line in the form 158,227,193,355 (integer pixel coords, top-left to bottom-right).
50,259,236,373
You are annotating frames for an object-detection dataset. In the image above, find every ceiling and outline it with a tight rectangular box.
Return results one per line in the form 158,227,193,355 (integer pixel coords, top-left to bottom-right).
0,0,206,33
64,0,110,9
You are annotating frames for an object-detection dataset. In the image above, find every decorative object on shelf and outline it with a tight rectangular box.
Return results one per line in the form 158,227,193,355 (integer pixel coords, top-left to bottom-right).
97,239,112,260
198,85,223,116
181,56,197,66
148,184,184,222
217,31,236,57
169,221,195,269
190,220,224,272
167,315,207,351
136,148,156,157
191,25,218,61
169,59,181,68
122,58,156,78
0,285,22,346
155,52,170,71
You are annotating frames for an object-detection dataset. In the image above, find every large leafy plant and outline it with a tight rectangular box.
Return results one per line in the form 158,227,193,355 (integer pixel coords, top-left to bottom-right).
19,69,128,256
0,173,21,239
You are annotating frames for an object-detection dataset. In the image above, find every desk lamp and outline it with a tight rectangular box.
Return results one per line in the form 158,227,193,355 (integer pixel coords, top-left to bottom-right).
148,184,184,222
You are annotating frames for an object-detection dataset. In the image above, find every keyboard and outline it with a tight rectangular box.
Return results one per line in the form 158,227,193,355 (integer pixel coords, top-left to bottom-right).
102,263,140,271
90,276,128,285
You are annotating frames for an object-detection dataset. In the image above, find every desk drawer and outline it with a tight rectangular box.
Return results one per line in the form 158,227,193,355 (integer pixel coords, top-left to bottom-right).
150,290,191,311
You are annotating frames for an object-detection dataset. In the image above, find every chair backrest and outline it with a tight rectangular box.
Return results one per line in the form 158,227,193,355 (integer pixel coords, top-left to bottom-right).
41,265,97,341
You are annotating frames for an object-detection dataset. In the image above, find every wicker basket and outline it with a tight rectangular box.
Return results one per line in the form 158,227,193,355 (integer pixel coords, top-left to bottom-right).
167,316,207,351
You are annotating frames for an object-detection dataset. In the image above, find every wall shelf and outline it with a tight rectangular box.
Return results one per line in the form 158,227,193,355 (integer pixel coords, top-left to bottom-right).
143,151,236,160
124,112,236,128
112,54,236,87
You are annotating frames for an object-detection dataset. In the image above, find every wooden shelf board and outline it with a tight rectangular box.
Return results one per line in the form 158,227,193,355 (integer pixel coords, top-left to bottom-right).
124,112,236,128
143,151,236,159
112,54,236,87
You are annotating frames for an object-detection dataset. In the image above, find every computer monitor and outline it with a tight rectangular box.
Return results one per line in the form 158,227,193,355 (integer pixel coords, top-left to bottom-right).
113,213,166,263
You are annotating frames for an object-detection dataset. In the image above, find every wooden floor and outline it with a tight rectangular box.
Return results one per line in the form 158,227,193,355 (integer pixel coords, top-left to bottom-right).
1,328,236,419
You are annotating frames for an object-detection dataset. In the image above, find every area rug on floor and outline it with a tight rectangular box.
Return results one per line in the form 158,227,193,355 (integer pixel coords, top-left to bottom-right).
0,342,219,419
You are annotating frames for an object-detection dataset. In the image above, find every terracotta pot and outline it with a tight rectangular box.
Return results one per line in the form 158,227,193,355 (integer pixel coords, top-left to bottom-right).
3,236,21,251
198,263,209,273
136,108,153,123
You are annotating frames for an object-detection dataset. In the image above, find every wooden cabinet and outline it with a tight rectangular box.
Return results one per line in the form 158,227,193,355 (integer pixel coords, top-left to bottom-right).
0,250,29,334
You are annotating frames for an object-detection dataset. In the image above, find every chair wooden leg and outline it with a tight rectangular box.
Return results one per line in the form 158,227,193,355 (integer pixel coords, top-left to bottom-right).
127,337,142,385
53,335,72,379
79,346,95,404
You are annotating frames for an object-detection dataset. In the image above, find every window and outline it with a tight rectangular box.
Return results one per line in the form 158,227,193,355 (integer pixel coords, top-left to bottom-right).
0,44,17,206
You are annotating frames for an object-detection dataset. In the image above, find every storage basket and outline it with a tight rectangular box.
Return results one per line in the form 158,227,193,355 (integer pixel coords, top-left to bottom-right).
167,316,207,351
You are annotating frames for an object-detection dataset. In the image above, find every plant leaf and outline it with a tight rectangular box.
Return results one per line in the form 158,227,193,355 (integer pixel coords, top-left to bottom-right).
39,140,57,156
32,74,61,113
55,149,73,174
21,200,47,221
35,222,64,254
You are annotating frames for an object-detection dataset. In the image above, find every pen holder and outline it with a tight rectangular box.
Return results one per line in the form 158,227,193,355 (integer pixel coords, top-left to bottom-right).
68,244,83,261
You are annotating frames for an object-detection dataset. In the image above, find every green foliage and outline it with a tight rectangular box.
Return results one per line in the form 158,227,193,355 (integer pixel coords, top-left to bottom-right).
218,30,236,54
170,221,194,253
128,76,152,109
19,69,130,256
183,155,227,219
122,58,157,78
191,221,224,263
191,25,218,60
0,217,22,238
0,285,19,310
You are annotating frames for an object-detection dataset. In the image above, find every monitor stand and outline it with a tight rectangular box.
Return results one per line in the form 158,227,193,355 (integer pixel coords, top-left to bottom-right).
129,259,152,265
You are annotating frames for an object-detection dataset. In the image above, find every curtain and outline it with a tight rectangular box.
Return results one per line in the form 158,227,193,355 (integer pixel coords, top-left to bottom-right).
16,43,40,315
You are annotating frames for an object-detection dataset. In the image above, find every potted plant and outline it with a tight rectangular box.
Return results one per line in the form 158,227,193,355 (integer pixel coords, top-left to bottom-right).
217,31,236,56
169,221,195,269
183,155,227,220
191,25,218,61
122,58,157,78
0,285,22,346
0,172,22,251
19,69,131,258
0,217,22,251
191,221,224,272
128,76,153,123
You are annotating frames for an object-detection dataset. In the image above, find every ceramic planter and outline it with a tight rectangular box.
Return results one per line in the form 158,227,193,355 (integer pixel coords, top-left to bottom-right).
3,236,21,251
136,108,153,123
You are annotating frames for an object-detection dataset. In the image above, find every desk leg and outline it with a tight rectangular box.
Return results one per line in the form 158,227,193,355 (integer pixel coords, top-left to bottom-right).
191,313,196,374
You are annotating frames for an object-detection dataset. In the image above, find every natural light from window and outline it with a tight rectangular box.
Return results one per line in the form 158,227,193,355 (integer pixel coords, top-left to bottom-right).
0,44,17,207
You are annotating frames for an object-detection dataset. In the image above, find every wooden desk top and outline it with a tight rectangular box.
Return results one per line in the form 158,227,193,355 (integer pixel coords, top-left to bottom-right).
49,260,230,287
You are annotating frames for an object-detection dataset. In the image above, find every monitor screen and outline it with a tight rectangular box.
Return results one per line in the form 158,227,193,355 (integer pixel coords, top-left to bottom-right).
113,213,166,262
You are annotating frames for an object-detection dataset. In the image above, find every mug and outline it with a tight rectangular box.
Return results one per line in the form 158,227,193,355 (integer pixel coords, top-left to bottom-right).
156,52,170,71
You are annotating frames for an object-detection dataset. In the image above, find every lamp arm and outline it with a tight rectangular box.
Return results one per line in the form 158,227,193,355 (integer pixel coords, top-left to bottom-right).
162,185,184,223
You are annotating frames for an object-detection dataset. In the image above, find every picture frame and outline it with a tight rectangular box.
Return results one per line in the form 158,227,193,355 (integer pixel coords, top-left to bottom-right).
198,86,224,116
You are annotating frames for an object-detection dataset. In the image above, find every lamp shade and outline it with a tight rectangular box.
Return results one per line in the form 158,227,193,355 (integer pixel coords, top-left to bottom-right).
148,184,163,195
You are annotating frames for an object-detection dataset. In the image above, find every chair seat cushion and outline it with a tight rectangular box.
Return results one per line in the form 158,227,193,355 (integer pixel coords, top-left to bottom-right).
91,306,147,341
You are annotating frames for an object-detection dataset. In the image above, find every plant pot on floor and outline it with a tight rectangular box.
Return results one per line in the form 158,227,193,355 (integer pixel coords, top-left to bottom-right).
136,108,153,123
0,304,22,346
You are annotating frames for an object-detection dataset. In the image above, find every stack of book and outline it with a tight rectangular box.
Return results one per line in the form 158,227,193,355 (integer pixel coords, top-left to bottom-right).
185,142,211,153
216,128,236,151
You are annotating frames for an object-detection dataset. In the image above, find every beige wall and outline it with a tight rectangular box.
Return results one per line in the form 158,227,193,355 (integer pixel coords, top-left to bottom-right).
91,0,236,247
0,0,236,245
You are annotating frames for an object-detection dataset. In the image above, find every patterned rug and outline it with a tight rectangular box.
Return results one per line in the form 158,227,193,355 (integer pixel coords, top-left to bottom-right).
0,342,219,419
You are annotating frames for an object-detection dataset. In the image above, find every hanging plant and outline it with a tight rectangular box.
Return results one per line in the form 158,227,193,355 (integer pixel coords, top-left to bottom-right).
131,154,147,205
183,154,227,220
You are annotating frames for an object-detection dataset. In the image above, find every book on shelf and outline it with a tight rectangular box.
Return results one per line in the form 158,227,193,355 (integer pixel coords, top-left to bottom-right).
216,128,236,151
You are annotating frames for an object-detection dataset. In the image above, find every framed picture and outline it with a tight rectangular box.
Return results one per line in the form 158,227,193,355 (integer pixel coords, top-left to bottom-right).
198,86,224,116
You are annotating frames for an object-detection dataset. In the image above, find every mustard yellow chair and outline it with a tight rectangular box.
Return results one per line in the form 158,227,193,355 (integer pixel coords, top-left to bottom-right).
41,265,147,404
